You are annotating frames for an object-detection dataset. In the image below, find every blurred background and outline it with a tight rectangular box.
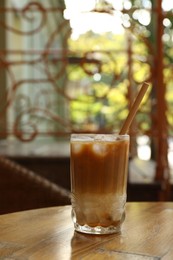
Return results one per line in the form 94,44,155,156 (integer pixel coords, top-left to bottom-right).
0,0,173,211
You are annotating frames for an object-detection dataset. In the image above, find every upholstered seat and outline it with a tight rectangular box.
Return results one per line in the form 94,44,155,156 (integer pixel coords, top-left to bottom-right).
0,156,71,214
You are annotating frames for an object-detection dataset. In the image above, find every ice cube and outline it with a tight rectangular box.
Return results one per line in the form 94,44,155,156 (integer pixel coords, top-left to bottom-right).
92,143,108,156
84,209,99,227
72,142,83,154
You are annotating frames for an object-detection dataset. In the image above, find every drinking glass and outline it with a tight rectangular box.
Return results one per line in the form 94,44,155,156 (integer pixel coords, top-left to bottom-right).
70,133,129,235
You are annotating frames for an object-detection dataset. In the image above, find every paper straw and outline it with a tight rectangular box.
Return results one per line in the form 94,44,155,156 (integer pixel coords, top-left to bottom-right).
119,82,149,135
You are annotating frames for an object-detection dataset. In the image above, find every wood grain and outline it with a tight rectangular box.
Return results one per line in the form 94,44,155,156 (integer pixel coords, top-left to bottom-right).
0,203,173,259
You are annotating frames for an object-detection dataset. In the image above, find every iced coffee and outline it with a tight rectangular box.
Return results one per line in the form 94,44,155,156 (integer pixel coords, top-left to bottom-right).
70,133,129,235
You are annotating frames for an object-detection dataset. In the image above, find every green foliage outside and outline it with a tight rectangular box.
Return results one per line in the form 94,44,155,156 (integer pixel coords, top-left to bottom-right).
66,0,173,135
67,32,151,133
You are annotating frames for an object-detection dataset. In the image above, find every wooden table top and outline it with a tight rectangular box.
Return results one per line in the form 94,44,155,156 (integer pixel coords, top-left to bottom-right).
1,202,173,259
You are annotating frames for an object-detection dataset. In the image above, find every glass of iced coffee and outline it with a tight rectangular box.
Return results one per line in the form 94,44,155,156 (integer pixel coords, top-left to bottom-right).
70,133,129,235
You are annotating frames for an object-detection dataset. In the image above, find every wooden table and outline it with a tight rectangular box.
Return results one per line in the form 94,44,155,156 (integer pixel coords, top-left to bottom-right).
1,203,173,259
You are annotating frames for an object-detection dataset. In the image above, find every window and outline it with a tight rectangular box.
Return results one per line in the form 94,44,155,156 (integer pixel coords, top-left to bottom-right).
0,0,173,189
